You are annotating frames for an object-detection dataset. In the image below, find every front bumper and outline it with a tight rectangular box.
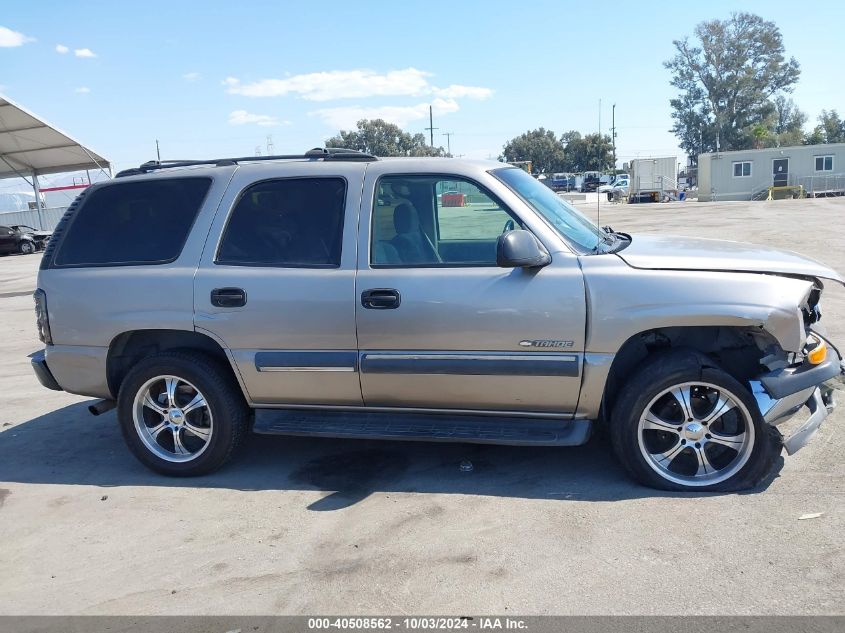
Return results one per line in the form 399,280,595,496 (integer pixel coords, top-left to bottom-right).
30,349,62,391
752,355,843,455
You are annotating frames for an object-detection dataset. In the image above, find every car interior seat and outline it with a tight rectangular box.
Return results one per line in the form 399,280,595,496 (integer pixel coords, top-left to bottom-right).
390,203,438,264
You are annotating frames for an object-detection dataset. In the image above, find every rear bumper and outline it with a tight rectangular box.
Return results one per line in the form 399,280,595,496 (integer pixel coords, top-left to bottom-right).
30,349,62,391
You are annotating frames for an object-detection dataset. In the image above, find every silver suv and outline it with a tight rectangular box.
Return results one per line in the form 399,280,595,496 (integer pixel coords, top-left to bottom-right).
30,148,845,492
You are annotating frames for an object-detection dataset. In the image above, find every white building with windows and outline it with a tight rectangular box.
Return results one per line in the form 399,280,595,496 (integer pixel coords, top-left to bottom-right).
696,142,845,201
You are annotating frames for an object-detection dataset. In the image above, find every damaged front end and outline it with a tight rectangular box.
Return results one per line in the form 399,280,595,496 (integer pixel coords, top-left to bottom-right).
750,279,844,454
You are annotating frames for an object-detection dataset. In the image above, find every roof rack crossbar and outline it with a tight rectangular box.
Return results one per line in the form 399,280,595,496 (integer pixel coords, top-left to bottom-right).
115,147,377,177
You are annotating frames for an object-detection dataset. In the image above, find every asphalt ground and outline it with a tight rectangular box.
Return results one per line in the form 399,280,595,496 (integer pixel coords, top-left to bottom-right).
0,196,843,615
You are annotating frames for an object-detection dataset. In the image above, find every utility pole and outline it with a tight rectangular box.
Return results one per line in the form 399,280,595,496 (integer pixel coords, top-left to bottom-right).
611,103,617,172
155,139,161,162
425,105,439,147
443,132,454,157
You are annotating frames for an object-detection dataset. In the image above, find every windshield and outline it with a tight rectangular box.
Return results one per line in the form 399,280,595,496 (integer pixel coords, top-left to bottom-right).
492,167,601,252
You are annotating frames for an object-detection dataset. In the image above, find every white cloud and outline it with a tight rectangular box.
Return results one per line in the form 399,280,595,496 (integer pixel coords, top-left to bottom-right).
311,98,460,130
182,72,201,82
55,44,69,54
228,110,289,127
74,48,96,58
74,86,90,94
433,84,493,100
223,68,492,103
0,26,35,47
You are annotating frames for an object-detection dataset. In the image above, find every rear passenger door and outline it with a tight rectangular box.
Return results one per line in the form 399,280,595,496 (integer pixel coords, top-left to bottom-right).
193,163,365,406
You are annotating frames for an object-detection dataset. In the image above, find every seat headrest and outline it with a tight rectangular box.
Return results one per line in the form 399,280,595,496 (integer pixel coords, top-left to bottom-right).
393,203,419,234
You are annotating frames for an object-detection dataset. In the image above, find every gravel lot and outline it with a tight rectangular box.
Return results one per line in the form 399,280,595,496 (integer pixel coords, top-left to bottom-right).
0,197,843,615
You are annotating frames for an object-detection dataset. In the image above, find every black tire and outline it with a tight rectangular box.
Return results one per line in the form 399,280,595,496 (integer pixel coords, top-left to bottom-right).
610,351,781,492
117,351,250,476
19,241,35,255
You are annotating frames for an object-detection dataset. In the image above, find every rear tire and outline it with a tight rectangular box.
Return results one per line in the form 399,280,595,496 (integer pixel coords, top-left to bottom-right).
610,351,781,492
117,351,250,476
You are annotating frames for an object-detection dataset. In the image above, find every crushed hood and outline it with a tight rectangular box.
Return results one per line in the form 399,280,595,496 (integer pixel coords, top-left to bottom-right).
616,234,844,284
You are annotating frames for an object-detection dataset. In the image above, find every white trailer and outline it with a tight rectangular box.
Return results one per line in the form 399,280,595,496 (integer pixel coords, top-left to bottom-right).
629,156,678,203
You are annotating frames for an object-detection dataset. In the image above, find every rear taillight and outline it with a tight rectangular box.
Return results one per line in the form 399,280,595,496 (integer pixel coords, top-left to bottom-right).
33,288,52,345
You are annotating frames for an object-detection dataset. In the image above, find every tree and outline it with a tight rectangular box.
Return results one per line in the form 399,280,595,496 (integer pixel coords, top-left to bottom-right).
754,95,806,147
500,128,566,174
665,12,801,158
807,110,845,144
769,96,806,146
326,119,445,157
561,132,614,172
751,123,769,149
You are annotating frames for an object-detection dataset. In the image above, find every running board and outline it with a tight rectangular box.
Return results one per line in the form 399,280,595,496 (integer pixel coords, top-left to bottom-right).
253,409,592,446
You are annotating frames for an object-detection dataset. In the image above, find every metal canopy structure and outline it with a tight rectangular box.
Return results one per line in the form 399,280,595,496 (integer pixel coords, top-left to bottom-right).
0,93,111,228
0,94,110,179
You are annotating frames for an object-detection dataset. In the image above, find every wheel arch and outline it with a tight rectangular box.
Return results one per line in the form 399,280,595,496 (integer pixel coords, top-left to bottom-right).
107,329,245,399
593,324,783,423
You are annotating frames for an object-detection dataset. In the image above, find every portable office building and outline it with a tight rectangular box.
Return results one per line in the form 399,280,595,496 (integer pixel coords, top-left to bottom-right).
697,143,845,201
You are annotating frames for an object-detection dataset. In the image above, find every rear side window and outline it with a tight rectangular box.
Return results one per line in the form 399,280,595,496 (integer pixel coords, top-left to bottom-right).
54,178,211,266
217,177,346,267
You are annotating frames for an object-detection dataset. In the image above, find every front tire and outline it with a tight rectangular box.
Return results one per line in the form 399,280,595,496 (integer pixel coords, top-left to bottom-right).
117,352,250,476
19,241,35,254
610,352,781,492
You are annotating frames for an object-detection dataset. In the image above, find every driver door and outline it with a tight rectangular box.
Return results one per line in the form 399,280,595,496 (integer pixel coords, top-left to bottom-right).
0,226,15,254
355,170,586,415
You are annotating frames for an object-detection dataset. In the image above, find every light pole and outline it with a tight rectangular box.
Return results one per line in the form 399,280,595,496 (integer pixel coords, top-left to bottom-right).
715,98,727,153
611,103,616,172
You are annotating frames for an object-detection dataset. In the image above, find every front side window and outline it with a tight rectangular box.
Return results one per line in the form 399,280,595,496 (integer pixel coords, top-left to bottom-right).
815,155,833,172
217,177,346,267
55,177,211,266
733,161,752,177
492,167,601,252
371,175,522,267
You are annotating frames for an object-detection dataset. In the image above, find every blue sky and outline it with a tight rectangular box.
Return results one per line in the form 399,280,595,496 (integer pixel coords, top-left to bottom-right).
1,0,844,191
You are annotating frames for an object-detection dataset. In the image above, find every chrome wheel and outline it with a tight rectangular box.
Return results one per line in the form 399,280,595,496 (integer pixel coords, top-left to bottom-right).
637,381,755,487
20,241,34,254
132,375,213,463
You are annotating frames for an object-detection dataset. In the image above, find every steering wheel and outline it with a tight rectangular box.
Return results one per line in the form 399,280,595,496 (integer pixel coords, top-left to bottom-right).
502,219,515,233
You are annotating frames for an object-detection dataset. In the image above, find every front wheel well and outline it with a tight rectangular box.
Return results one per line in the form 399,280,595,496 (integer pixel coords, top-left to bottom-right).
107,329,237,397
601,325,781,421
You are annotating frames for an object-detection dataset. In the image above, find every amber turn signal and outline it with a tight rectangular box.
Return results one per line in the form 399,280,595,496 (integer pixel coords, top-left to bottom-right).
807,339,827,365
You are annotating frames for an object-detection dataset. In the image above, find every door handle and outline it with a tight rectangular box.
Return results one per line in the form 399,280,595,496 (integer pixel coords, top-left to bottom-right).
361,288,401,309
211,287,247,308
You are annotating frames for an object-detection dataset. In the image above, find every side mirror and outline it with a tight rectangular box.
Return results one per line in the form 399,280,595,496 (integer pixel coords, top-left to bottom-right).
496,230,551,268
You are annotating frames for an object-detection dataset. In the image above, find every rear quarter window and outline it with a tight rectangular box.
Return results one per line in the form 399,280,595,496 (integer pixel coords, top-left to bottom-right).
54,177,212,267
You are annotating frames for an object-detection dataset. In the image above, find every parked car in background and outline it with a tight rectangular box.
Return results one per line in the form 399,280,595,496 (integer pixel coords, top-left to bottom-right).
601,179,630,200
0,224,39,255
10,225,52,250
598,179,629,195
547,173,574,192
581,171,601,192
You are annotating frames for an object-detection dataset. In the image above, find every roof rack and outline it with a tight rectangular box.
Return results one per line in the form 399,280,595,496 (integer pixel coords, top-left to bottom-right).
115,147,378,178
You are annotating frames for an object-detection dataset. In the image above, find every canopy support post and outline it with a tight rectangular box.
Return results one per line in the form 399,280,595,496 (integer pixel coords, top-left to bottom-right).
32,171,44,230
